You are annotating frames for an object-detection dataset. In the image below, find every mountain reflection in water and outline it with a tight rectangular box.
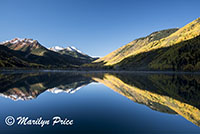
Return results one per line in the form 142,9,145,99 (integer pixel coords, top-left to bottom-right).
0,71,200,127
0,72,93,100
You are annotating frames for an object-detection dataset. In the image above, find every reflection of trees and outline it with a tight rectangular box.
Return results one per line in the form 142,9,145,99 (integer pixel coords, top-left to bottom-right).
92,73,200,127
113,73,200,109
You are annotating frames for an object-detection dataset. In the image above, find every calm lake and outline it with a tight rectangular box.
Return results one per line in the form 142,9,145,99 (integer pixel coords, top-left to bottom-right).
0,71,200,134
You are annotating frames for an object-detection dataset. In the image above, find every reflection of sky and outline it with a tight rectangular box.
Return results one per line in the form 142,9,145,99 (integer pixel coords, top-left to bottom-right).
0,83,199,134
1,0,200,56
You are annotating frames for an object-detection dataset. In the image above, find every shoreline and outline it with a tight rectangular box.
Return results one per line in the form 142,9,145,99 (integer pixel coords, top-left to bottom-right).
1,69,200,75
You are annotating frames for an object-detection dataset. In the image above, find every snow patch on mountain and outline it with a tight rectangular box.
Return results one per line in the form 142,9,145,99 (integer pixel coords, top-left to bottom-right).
48,85,85,94
49,45,84,54
1,38,35,44
67,46,82,53
0,93,34,101
49,46,64,52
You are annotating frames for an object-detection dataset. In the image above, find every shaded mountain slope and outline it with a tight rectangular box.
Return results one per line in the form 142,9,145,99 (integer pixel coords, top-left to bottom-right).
1,38,47,56
0,45,43,68
0,45,76,68
94,17,200,71
49,46,96,64
114,18,200,71
0,38,95,68
116,35,200,71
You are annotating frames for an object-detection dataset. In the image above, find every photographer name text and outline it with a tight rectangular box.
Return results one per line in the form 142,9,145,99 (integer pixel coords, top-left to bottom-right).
5,116,73,127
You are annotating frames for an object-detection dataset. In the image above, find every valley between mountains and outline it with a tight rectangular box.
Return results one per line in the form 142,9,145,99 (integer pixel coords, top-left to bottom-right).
1,17,200,71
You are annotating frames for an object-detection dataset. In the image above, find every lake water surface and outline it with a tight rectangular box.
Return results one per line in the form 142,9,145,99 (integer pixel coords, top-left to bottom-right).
0,71,200,134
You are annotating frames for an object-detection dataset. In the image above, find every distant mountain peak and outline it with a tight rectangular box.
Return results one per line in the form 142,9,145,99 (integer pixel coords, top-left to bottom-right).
0,38,42,51
2,38,37,44
49,46,64,52
49,45,83,54
0,38,50,58
48,45,96,62
66,46,82,53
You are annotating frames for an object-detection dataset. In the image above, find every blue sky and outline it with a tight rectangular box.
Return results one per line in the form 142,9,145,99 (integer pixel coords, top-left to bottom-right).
0,0,199,57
